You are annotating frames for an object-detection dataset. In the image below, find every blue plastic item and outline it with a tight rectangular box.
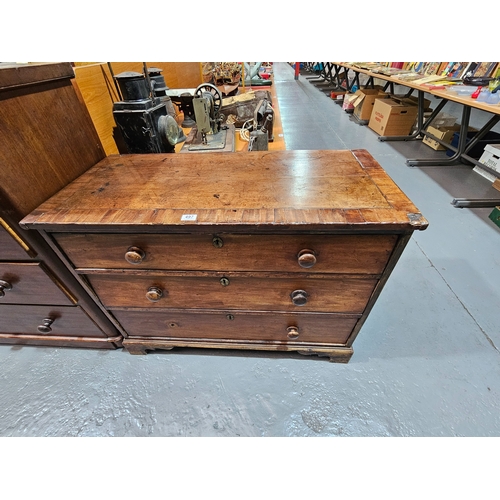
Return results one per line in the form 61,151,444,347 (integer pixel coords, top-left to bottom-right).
486,92,500,105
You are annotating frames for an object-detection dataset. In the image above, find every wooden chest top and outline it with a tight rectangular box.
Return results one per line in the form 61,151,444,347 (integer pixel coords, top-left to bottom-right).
21,149,428,233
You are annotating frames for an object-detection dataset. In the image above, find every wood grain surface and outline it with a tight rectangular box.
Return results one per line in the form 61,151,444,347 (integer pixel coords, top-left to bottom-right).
0,335,121,349
0,62,74,90
122,337,354,360
0,223,32,260
72,64,118,155
86,273,378,313
0,304,107,337
54,233,397,274
0,76,105,217
21,149,428,233
112,308,359,344
0,262,74,305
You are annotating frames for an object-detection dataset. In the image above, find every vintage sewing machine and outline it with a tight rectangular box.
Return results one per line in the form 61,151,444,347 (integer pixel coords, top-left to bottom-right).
180,83,235,153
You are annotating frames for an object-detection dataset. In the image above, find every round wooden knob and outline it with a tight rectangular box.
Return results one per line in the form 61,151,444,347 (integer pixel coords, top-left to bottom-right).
146,286,163,302
125,246,146,265
290,289,308,306
0,279,13,298
287,326,300,339
37,318,54,334
297,249,317,268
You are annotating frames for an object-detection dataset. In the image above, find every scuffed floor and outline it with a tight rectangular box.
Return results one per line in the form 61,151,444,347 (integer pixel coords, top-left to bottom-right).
1,62,500,437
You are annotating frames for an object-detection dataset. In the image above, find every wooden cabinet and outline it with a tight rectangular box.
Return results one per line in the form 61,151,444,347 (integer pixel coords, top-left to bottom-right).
21,149,428,361
0,63,122,349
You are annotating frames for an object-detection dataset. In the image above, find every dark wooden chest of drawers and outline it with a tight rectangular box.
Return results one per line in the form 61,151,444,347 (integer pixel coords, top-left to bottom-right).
0,63,122,349
21,149,428,361
0,217,121,349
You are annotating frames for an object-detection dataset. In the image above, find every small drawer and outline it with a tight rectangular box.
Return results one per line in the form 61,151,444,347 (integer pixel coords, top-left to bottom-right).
0,304,107,337
54,233,397,275
112,309,359,345
86,274,378,314
0,262,74,305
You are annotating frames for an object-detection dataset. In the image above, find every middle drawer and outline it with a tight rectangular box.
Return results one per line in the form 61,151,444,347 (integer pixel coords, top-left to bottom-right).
85,274,378,314
0,262,74,305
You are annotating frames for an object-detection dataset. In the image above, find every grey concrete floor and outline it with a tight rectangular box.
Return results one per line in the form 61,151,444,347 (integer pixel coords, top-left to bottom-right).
1,62,500,441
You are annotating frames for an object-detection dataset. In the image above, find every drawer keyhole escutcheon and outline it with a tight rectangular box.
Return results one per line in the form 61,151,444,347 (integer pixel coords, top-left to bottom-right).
212,236,224,248
287,326,300,339
37,318,54,334
291,289,308,306
220,277,230,287
125,246,146,264
297,249,317,268
146,286,163,302
0,279,13,297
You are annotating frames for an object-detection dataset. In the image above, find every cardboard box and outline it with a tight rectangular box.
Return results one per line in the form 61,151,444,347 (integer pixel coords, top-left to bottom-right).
353,89,389,121
393,94,431,110
368,98,418,136
473,144,500,182
423,124,461,151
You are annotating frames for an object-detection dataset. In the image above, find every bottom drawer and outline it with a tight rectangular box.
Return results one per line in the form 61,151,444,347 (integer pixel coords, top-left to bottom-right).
0,304,107,338
0,336,119,350
112,309,360,345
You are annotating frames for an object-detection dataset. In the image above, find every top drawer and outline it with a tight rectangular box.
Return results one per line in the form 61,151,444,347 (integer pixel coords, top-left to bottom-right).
53,233,397,275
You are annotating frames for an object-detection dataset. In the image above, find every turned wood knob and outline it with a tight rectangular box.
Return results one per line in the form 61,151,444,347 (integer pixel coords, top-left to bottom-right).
125,246,146,264
0,279,13,298
146,286,163,302
291,289,308,306
287,326,300,339
297,249,317,268
37,318,54,334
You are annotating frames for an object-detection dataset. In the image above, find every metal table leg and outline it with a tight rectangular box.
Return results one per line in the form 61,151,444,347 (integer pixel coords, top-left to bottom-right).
407,109,500,168
451,198,500,208
407,105,471,166
354,71,360,90
315,63,342,93
305,62,326,81
333,65,347,90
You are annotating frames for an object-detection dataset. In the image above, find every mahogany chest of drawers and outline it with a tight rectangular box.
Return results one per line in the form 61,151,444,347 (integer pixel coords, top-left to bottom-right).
21,149,428,361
